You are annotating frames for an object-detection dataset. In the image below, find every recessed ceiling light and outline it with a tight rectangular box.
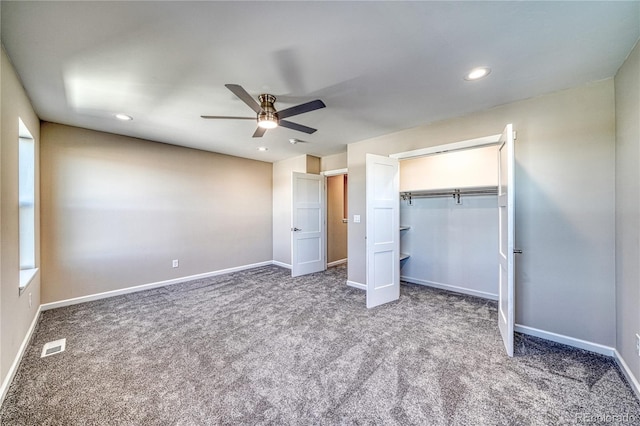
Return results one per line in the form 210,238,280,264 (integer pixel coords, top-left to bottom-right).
115,113,133,121
464,67,491,81
257,146,268,152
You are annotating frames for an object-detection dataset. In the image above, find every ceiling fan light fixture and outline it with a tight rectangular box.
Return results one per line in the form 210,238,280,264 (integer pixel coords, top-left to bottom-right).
257,93,279,129
257,112,279,129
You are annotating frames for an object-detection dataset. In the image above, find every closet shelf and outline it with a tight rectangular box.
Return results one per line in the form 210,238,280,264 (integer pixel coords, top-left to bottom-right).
400,253,410,261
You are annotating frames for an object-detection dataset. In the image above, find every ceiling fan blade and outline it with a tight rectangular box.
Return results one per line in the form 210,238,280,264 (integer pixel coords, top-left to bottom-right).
225,84,262,114
252,127,267,138
200,116,255,120
279,120,317,134
277,99,326,119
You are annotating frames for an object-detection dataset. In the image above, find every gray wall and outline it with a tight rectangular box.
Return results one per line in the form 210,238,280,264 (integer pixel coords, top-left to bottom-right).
400,196,498,299
0,47,41,394
347,80,616,346
615,40,640,386
40,123,273,303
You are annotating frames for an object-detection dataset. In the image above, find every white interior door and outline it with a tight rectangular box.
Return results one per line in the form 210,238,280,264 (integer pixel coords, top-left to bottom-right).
498,124,515,356
366,154,400,308
292,172,325,277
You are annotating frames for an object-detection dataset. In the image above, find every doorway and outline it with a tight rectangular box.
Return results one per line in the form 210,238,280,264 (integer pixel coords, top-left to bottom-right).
326,173,348,267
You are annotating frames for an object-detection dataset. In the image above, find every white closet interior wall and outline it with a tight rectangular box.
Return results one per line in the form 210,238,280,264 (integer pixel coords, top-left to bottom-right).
399,146,500,299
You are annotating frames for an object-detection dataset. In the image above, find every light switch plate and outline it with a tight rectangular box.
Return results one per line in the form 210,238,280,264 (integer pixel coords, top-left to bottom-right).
353,215,361,223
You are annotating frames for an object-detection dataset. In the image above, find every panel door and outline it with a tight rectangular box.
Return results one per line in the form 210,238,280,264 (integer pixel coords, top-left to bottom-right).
292,172,326,277
498,124,515,356
366,154,400,308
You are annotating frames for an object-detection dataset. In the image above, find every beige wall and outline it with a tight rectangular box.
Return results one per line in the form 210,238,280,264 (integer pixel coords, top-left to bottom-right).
1,47,41,395
272,155,319,266
400,145,498,192
306,155,320,175
348,80,616,346
320,152,347,172
40,123,272,303
615,39,640,387
327,175,347,263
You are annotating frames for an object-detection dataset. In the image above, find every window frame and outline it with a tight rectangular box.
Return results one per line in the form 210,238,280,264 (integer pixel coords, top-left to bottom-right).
18,118,37,293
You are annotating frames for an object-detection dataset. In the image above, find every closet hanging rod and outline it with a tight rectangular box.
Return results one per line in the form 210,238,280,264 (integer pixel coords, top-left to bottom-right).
400,186,498,201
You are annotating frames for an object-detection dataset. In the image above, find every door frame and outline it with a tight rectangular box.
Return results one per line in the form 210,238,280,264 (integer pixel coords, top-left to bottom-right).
389,133,503,160
321,168,349,269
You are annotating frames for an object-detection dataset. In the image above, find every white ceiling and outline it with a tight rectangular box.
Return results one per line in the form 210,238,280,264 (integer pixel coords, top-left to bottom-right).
2,1,639,162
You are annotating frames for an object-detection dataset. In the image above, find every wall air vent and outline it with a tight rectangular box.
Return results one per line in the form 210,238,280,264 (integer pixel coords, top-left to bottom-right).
41,338,66,358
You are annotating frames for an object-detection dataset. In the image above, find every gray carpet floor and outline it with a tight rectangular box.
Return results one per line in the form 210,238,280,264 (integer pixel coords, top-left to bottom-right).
1,264,639,425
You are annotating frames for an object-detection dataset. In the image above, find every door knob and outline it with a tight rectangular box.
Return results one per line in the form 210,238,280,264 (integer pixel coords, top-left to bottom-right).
292,227,302,232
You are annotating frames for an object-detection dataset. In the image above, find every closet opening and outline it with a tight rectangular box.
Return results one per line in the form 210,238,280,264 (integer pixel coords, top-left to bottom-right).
368,125,515,355
398,145,500,300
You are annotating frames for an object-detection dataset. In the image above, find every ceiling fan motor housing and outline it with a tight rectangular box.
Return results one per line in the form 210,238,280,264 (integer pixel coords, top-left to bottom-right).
257,94,279,128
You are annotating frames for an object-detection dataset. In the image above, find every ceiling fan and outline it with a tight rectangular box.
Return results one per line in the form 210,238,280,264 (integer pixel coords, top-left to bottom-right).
201,84,326,138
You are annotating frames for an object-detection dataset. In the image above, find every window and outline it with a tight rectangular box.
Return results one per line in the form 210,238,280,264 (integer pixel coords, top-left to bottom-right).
19,118,36,292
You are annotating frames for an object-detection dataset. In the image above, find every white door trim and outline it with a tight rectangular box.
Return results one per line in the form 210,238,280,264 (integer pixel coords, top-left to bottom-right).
390,134,502,160
321,168,348,177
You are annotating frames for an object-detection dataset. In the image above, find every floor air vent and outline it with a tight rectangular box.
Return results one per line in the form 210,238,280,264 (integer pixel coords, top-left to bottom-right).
41,338,66,358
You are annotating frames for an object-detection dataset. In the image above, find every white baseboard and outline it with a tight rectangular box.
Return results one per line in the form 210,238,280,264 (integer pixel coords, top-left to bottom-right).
0,305,41,405
401,276,498,301
41,261,273,311
614,349,640,401
514,324,615,357
327,258,347,267
272,261,292,269
346,280,366,290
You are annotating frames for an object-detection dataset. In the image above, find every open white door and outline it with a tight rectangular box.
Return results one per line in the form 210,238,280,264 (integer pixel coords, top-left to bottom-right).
292,172,326,277
498,124,515,356
366,154,400,308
